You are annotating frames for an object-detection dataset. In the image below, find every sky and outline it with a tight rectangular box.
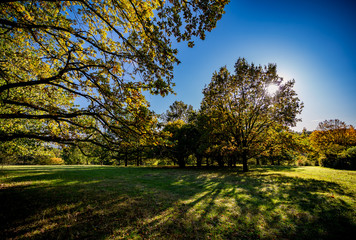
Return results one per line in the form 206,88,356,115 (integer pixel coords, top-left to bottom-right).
146,0,356,132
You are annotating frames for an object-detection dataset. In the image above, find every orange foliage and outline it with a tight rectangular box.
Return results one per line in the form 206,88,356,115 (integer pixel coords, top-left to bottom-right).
310,125,356,154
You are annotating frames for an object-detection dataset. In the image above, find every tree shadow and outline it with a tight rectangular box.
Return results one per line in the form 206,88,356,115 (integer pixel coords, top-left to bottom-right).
1,167,355,239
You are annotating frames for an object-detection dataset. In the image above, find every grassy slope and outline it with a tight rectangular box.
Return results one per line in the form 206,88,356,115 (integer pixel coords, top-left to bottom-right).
0,165,355,240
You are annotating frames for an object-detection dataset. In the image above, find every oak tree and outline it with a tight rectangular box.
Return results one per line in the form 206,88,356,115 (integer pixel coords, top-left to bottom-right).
201,58,303,172
0,0,228,150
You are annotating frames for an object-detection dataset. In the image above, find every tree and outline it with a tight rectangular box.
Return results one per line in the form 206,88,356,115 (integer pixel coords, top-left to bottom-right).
194,110,231,167
162,100,195,123
0,0,229,150
201,58,303,172
310,120,356,169
161,119,199,167
0,138,62,165
260,126,307,166
310,119,356,155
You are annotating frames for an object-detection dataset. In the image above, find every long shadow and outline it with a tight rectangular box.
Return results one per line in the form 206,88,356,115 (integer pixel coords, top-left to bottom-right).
221,173,355,239
1,167,213,239
1,166,355,239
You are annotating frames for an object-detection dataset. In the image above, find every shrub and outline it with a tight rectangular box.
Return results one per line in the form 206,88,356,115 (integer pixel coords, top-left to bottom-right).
50,157,65,165
295,156,314,166
318,154,338,168
338,147,356,170
144,158,173,166
318,147,356,170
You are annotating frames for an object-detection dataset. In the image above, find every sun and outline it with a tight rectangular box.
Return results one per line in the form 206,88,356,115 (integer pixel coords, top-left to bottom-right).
266,84,279,96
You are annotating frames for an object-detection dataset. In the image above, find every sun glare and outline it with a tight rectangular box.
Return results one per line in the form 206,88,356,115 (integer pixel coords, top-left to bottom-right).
266,84,279,96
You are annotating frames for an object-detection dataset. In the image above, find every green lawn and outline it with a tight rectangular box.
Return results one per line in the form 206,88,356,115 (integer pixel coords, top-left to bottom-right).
1,165,355,239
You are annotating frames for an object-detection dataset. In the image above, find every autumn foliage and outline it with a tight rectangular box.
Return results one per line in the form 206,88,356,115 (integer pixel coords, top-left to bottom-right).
0,0,229,152
310,120,356,169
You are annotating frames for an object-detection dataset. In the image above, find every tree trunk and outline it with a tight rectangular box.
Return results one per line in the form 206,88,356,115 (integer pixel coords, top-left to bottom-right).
228,156,233,168
178,157,185,168
233,155,238,167
241,140,249,172
206,157,210,167
136,151,140,166
125,152,128,167
242,149,248,172
269,149,274,165
217,155,224,167
196,155,202,167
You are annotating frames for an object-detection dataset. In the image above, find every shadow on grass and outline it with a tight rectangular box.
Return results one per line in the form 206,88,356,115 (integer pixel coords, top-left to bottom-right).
1,166,355,239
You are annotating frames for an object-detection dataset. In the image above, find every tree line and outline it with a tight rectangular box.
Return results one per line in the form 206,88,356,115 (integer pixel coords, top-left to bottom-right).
2,55,355,170
1,1,355,171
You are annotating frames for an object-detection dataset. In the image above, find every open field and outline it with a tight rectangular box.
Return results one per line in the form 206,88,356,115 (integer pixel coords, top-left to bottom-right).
1,165,355,239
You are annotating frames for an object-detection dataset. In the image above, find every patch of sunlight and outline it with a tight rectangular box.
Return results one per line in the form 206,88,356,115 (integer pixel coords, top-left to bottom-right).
142,206,175,226
213,197,236,208
16,202,82,239
171,179,184,185
235,193,253,201
258,204,268,212
0,181,33,188
24,223,59,239
197,173,226,179
109,225,140,239
48,179,101,186
181,191,211,205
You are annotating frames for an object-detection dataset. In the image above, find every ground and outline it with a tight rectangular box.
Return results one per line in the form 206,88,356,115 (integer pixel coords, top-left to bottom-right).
1,165,355,239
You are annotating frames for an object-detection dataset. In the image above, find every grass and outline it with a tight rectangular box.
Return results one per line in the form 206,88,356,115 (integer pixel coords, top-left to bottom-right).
1,165,355,239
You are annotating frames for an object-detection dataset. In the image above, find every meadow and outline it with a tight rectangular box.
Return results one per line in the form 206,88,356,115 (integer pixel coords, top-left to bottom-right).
1,165,355,239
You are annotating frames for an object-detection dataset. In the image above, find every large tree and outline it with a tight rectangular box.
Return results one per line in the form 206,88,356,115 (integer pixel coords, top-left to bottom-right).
310,119,356,155
201,58,303,172
0,0,228,150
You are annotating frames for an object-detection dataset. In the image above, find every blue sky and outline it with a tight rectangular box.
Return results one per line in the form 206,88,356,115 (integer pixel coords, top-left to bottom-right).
147,0,356,131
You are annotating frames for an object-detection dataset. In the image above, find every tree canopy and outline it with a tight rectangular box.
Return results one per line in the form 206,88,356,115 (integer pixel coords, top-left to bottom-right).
310,119,356,155
0,0,229,150
201,58,303,171
162,100,195,123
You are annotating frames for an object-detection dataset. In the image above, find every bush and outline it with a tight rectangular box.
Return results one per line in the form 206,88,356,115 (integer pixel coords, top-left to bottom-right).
338,147,356,170
144,158,174,166
318,147,356,170
49,157,65,165
318,154,337,168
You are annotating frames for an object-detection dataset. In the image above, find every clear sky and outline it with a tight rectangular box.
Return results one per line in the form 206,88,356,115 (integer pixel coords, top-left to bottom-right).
147,0,356,131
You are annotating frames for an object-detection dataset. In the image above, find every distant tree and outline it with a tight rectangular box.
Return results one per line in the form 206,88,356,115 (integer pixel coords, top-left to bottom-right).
201,58,303,172
310,119,356,155
162,100,195,123
310,120,356,169
161,120,199,167
260,126,308,165
195,110,231,167
0,139,61,165
0,139,33,165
